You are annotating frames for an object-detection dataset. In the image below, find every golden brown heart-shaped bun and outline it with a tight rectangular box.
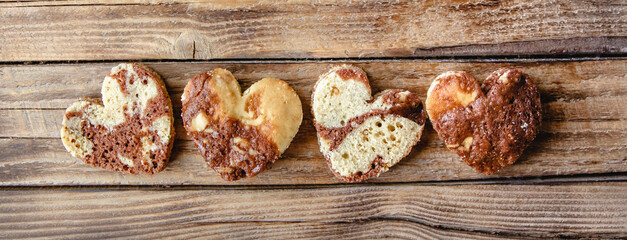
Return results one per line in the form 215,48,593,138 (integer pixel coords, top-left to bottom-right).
312,65,427,182
60,63,175,174
181,68,302,181
426,69,542,174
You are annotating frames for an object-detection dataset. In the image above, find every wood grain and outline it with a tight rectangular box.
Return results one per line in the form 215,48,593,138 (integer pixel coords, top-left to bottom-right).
2,1,625,238
0,0,625,61
0,60,625,185
1,183,625,239
0,221,506,240
3,60,626,110
1,118,625,185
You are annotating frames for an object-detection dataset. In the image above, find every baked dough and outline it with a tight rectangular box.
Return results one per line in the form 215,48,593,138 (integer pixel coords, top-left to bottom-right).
181,68,302,181
60,63,175,174
426,69,542,174
312,65,427,182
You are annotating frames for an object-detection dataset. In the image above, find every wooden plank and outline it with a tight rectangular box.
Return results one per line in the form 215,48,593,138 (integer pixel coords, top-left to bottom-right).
0,221,505,240
0,183,625,239
0,60,626,185
1,118,625,185
0,0,624,61
3,60,626,110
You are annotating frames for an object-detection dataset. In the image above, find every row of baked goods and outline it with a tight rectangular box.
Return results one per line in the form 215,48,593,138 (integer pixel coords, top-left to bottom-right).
61,63,542,182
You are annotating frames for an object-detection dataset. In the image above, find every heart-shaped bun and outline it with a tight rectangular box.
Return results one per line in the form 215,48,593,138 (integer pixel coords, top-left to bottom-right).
61,63,175,174
312,65,427,182
181,68,302,181
426,69,542,174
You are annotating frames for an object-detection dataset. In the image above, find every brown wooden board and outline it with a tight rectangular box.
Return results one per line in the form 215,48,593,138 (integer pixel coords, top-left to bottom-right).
2,1,626,237
0,60,625,185
1,182,625,239
0,0,625,61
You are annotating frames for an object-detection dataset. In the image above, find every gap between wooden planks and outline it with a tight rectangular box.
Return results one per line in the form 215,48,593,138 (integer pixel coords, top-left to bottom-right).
0,182,625,239
0,60,625,186
0,0,624,61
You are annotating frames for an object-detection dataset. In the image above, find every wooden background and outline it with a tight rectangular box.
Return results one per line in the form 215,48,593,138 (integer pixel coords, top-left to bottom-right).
1,0,626,239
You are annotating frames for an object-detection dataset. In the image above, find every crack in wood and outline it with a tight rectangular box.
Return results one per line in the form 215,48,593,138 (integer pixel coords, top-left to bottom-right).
0,2,185,8
0,56,625,67
192,40,196,60
413,36,627,56
0,173,625,190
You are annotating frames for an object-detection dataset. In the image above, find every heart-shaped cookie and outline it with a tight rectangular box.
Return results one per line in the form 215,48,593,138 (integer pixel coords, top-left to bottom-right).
312,65,427,182
425,69,542,174
61,63,175,174
181,68,302,181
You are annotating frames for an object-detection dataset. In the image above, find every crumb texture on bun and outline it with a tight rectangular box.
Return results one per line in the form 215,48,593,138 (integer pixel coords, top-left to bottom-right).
312,65,427,182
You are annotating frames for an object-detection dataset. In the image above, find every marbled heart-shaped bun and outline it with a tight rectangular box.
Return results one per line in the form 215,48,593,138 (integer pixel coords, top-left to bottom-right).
181,68,302,181
61,63,174,174
312,65,427,182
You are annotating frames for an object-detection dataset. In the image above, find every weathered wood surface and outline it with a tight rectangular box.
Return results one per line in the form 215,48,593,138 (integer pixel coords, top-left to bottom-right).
0,0,625,61
1,60,625,185
1,1,626,237
1,182,625,239
0,220,508,240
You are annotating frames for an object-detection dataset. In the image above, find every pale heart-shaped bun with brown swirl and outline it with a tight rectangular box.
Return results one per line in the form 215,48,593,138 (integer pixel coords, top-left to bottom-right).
60,63,175,174
181,68,302,181
312,65,427,182
425,69,541,174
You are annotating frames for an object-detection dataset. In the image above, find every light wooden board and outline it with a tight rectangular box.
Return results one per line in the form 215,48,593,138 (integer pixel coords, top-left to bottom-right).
1,182,625,239
0,0,625,61
0,60,625,185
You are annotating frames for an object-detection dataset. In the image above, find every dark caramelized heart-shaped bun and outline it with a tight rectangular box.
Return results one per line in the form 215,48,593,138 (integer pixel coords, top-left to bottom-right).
426,69,542,174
